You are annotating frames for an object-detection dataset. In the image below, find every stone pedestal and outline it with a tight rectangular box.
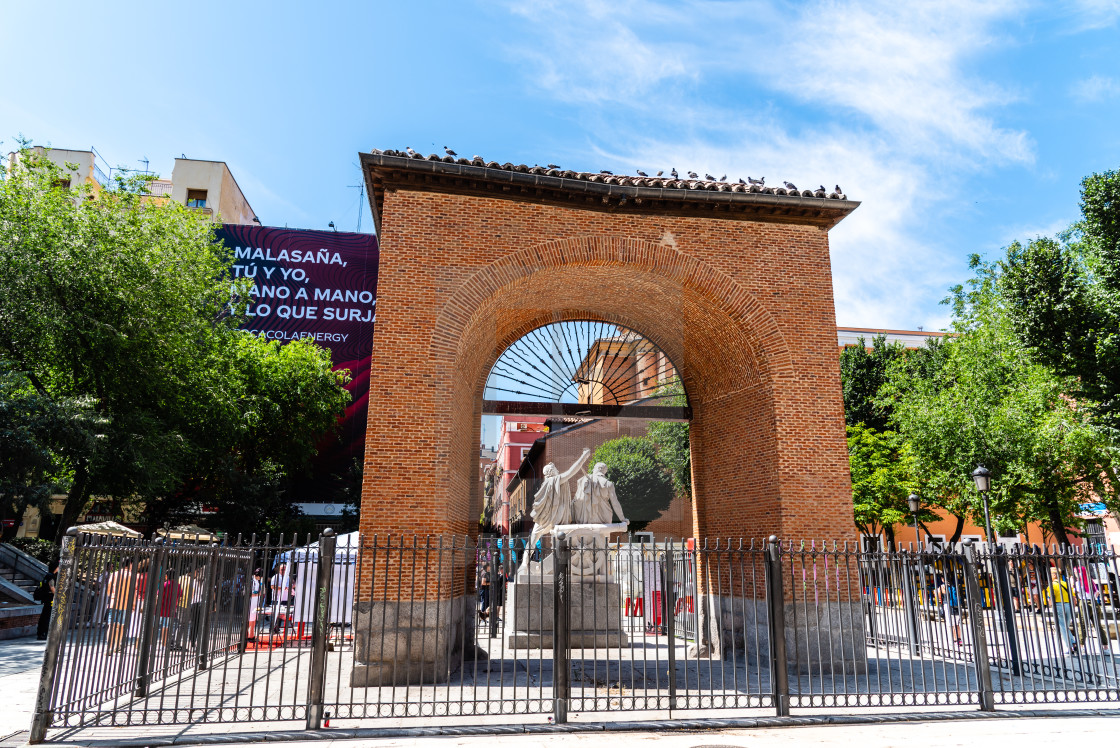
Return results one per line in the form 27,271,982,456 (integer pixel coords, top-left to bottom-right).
350,597,472,686
507,523,629,649
506,578,628,648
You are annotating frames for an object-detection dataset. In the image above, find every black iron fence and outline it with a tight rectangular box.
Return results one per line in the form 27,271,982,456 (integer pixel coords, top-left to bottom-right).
29,529,1120,742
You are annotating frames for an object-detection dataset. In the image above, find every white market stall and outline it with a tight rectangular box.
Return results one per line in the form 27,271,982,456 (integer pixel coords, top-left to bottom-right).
278,531,358,630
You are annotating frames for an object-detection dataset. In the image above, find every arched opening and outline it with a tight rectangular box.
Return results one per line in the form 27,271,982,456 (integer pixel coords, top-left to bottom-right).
479,319,693,540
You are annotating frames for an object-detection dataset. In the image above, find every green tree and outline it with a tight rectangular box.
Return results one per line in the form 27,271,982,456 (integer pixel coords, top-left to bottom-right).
590,436,674,532
646,379,691,500
0,145,350,539
847,424,919,546
0,361,104,531
890,255,1117,546
1000,168,1120,427
840,335,906,431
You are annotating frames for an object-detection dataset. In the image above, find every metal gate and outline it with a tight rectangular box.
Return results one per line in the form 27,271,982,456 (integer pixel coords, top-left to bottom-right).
30,530,1120,743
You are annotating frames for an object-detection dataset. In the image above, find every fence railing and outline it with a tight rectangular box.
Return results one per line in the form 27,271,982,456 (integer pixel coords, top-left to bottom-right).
29,530,1120,742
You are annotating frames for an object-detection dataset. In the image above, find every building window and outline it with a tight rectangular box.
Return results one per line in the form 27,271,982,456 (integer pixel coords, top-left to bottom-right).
186,189,208,208
1086,519,1107,552
520,447,532,462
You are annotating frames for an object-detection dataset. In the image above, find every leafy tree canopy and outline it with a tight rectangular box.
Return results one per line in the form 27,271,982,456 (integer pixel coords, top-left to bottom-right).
590,436,674,532
888,254,1116,546
0,145,350,539
847,424,918,545
1001,168,1120,427
645,379,691,500
840,334,906,431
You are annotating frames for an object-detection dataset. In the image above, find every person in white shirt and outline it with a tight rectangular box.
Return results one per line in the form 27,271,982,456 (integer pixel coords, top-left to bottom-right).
270,563,294,633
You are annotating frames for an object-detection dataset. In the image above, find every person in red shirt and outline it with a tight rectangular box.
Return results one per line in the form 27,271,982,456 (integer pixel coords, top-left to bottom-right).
157,570,180,648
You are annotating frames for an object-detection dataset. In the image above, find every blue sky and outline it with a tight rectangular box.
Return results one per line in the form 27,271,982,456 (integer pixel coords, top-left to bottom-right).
3,0,1119,335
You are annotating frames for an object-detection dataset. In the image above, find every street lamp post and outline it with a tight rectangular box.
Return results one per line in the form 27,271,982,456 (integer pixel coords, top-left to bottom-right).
972,465,994,547
907,493,922,549
971,464,1021,675
902,492,924,654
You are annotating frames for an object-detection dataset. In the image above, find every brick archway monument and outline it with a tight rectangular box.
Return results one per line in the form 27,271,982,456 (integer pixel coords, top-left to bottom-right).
354,150,860,685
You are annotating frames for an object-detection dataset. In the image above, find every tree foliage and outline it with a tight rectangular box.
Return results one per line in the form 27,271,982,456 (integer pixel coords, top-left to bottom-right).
590,436,674,532
645,379,691,500
847,424,918,545
840,335,906,431
1001,169,1120,427
889,255,1116,546
0,145,350,538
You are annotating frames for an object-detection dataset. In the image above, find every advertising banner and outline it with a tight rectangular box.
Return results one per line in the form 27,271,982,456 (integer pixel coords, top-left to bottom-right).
215,225,379,486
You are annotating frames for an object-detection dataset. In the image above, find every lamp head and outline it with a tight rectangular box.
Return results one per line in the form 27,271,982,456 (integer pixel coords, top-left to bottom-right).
907,493,920,515
971,464,992,493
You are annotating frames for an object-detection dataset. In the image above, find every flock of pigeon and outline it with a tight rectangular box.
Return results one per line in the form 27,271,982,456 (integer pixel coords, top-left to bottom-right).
372,147,847,200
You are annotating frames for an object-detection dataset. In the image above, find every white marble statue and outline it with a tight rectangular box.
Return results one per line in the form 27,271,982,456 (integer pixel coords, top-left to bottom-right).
573,462,629,526
528,448,591,550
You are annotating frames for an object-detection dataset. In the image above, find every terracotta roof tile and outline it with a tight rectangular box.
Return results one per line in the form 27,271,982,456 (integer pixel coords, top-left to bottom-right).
372,148,848,200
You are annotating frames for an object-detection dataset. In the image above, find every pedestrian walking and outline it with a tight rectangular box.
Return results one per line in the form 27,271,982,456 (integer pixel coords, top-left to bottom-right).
247,568,263,641
1048,561,1079,654
158,570,181,649
104,558,135,653
270,562,294,635
34,565,57,640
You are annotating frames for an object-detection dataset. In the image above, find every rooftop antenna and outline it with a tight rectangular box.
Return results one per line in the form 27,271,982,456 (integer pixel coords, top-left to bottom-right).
349,161,365,232
139,157,149,173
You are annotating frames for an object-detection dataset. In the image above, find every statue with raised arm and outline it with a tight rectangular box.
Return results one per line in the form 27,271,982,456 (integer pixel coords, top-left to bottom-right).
573,462,629,526
528,448,592,549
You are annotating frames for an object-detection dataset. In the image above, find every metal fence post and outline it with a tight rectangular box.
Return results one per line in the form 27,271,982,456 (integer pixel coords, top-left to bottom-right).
553,531,570,725
29,528,78,744
900,550,921,655
765,536,790,717
993,546,1022,676
195,543,220,670
135,537,165,698
306,529,337,730
664,543,678,710
962,541,996,711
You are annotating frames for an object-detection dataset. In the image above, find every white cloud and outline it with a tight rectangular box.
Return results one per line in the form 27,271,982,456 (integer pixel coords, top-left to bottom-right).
499,0,1035,330
1072,75,1120,102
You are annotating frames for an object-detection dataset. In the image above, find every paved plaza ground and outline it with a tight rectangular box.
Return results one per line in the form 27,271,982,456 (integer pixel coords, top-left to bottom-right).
2,633,1120,748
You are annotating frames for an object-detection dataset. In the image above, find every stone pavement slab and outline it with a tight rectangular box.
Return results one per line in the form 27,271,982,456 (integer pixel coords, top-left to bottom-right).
0,636,46,740
11,712,1120,748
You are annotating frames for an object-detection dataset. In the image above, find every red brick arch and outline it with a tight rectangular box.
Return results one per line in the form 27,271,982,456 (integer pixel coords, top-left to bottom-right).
433,235,794,402
360,189,853,546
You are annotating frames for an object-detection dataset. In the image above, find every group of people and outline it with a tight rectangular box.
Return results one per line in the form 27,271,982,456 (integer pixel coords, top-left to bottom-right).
101,559,210,653
929,558,1114,655
66,557,300,653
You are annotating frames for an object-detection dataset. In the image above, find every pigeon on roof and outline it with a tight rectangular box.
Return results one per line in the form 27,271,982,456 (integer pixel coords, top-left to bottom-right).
600,170,613,175
656,170,663,177
738,178,746,184
748,176,764,186
688,171,699,179
783,181,797,190
547,163,561,169
444,146,458,157
636,169,648,177
406,146,419,157
719,175,726,182
835,184,843,194
671,168,678,178
818,185,826,192
705,173,716,181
